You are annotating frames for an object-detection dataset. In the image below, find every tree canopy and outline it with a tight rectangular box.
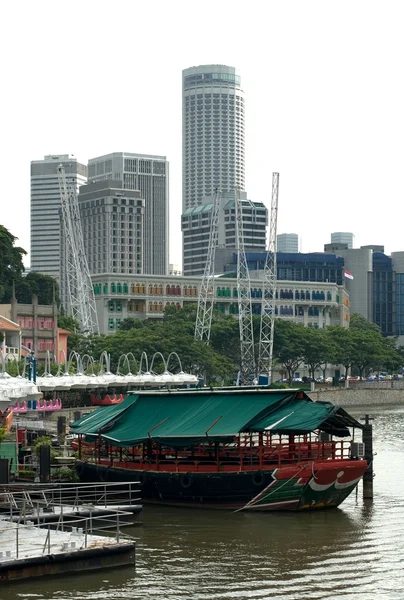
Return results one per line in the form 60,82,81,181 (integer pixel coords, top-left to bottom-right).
0,224,60,306
0,225,26,302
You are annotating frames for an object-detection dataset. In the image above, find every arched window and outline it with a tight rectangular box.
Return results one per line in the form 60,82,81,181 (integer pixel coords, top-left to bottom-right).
103,283,108,294
123,283,128,294
111,282,116,293
306,290,310,300
327,291,332,301
295,290,300,300
117,283,122,294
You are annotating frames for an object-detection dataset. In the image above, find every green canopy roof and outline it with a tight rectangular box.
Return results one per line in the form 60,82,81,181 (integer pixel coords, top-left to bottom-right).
70,394,137,436
71,389,362,448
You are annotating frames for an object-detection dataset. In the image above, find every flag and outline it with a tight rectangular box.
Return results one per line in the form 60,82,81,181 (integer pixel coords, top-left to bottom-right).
344,269,354,280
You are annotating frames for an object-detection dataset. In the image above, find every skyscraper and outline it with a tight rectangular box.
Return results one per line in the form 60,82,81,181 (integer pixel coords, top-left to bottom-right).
88,152,169,275
77,181,145,275
331,232,354,249
277,233,299,253
182,65,245,210
30,154,87,279
182,191,267,276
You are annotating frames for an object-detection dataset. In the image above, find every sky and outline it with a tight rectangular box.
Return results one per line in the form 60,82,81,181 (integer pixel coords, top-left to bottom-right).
2,0,404,268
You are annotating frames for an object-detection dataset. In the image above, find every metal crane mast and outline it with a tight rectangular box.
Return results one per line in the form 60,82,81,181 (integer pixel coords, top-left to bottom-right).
195,190,221,343
258,172,279,383
57,165,99,335
235,189,256,385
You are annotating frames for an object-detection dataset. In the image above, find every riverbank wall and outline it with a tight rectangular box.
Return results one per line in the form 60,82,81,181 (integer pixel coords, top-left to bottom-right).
308,387,404,407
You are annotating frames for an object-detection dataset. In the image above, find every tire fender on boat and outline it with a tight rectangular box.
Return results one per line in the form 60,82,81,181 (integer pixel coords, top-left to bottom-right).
252,471,266,487
179,472,193,489
136,471,147,487
97,465,109,482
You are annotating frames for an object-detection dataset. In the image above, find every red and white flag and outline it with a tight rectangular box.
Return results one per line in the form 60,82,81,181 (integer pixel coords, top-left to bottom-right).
344,269,354,280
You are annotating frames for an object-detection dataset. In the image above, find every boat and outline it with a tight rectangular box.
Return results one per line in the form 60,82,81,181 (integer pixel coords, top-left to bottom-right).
73,387,368,512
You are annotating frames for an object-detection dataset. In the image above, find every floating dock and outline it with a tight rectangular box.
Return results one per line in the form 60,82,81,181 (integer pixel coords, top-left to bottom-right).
0,520,135,582
0,482,140,582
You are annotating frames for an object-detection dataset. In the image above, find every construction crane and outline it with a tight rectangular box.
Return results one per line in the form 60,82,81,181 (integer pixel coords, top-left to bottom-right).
195,189,221,343
57,165,99,335
258,172,279,383
235,189,256,385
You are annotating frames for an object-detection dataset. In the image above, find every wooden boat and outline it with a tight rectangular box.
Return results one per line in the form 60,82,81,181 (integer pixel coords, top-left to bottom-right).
73,388,367,511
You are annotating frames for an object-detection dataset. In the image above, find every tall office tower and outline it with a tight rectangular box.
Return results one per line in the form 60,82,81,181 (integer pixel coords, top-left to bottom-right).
77,181,145,275
182,190,267,276
331,232,354,249
182,65,245,210
30,155,87,279
88,153,169,275
277,233,299,253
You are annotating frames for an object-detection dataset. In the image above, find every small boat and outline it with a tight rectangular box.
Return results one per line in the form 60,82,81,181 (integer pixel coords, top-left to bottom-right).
73,388,367,512
90,393,125,406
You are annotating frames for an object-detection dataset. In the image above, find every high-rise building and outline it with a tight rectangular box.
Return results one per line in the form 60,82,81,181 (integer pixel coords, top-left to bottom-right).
181,190,267,276
331,232,354,249
30,155,87,279
77,181,145,275
88,152,169,275
182,65,245,210
277,233,299,253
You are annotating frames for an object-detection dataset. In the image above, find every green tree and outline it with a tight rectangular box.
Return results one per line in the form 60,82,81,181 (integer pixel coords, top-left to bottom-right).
18,272,60,306
349,313,381,333
328,326,357,379
350,329,387,379
119,318,144,331
301,327,331,381
273,320,306,385
0,225,26,302
58,315,80,333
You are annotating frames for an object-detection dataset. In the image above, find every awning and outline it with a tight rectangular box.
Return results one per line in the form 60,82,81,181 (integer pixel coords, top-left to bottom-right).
69,389,363,448
70,394,138,436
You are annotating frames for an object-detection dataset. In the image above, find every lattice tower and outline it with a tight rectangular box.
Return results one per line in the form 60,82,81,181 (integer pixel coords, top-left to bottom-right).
58,165,99,334
194,190,221,343
258,173,279,382
235,189,256,384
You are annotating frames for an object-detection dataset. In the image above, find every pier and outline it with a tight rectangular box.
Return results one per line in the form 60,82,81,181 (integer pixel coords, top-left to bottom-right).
0,482,140,582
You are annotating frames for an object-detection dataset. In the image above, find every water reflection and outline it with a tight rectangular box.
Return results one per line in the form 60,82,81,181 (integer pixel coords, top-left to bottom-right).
3,407,404,600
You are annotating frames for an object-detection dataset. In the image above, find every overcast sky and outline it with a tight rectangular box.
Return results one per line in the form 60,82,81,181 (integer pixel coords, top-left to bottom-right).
2,0,404,268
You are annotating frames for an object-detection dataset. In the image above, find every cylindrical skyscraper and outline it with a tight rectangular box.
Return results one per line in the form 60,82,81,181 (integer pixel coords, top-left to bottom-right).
182,65,245,210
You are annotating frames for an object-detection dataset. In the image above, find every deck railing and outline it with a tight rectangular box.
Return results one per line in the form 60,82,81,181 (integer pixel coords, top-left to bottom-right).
98,438,353,472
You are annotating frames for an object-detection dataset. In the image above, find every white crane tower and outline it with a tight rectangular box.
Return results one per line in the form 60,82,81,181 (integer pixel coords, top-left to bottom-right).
194,190,221,343
235,189,256,385
57,164,99,335
258,172,279,383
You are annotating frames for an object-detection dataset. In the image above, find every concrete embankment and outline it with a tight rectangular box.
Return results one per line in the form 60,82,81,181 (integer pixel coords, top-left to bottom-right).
308,387,404,407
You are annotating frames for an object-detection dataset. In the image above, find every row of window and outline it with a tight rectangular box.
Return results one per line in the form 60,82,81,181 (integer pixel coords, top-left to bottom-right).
95,282,340,304
18,317,55,329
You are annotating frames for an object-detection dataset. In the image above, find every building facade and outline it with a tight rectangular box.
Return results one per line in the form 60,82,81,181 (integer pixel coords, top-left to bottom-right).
77,181,145,275
277,233,299,253
182,65,245,210
0,296,65,361
88,152,169,275
330,232,354,249
182,191,267,276
30,154,87,279
91,273,348,335
0,315,21,359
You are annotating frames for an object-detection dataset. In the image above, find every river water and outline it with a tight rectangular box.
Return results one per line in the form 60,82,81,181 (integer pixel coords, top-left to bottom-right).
3,406,404,600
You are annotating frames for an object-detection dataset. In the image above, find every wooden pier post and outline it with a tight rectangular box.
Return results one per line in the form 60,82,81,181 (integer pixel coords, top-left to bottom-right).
362,414,374,500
